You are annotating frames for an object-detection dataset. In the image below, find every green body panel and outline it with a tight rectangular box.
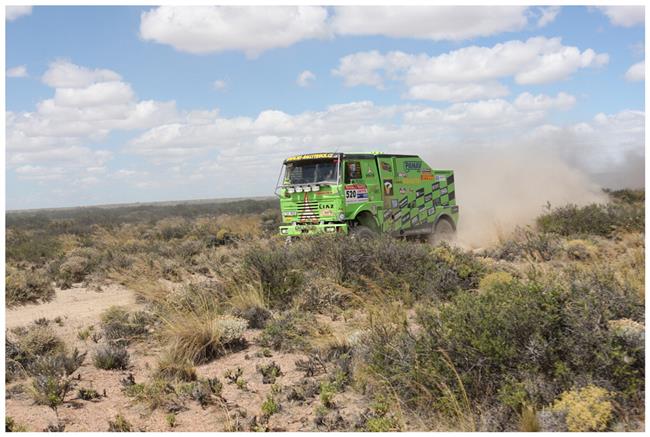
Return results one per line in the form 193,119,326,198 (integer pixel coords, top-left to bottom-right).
278,152,458,236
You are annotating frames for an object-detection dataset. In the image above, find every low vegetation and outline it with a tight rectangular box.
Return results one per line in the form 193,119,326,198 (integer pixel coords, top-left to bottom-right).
5,189,644,431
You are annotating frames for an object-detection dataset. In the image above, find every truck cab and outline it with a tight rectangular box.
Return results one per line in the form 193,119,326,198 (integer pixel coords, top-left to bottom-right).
276,152,458,238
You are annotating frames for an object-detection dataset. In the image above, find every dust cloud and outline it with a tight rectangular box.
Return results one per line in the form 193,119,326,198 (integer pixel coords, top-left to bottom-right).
423,145,612,249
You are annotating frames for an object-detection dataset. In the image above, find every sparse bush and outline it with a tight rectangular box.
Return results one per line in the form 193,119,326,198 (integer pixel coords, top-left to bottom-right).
166,413,177,428
6,266,55,306
537,203,643,237
107,414,132,432
163,314,247,364
6,416,28,432
257,361,282,384
123,379,179,411
259,310,323,352
93,344,130,370
78,387,101,401
178,377,223,407
229,286,271,329
551,385,613,432
261,394,280,417
156,351,197,382
564,239,596,260
29,349,86,413
100,306,151,345
6,323,65,382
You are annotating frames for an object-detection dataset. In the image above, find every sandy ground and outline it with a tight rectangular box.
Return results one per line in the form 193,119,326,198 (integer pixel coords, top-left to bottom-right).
5,283,368,432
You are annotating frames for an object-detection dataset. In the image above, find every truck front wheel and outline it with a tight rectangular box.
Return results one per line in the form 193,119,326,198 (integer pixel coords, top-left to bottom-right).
349,225,376,240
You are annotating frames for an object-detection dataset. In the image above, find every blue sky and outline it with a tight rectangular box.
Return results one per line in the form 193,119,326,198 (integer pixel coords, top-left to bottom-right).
5,5,645,209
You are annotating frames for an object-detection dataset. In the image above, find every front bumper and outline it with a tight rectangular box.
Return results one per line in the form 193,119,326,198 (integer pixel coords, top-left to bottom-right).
279,222,349,236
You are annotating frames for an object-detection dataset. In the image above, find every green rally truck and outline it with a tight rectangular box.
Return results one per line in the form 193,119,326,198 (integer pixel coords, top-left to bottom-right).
275,152,458,239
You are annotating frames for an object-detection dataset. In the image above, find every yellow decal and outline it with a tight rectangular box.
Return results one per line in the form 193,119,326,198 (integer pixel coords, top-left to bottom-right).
286,153,336,162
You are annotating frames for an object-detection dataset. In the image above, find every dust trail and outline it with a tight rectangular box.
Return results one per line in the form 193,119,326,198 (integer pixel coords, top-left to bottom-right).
423,145,608,249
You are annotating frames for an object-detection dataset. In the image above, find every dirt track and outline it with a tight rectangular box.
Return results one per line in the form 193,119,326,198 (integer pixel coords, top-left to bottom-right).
6,284,138,331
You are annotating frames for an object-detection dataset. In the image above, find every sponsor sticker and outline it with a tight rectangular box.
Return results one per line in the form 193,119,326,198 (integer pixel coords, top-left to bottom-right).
383,179,394,196
286,153,336,162
424,193,432,203
344,184,368,204
383,209,392,219
418,204,425,211
320,209,333,217
401,212,411,223
381,162,392,172
412,216,419,225
440,187,448,195
421,173,434,180
451,205,459,213
431,182,440,191
398,172,407,178
399,196,409,209
415,188,424,198
283,211,296,216
394,210,402,220
404,161,422,171
435,174,446,182
427,206,436,216
391,199,398,208
399,187,407,195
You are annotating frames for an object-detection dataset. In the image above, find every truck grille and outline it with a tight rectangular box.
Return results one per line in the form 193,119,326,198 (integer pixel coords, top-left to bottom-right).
296,200,319,221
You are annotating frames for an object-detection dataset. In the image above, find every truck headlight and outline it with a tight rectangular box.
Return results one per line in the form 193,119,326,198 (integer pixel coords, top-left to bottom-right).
280,228,288,234
338,212,345,221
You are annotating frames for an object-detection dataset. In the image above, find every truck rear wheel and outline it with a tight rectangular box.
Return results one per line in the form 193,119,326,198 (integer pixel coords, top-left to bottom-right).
431,218,456,244
349,225,376,240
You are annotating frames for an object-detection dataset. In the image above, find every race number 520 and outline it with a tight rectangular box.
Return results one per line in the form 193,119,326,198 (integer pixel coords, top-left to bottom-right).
345,189,357,199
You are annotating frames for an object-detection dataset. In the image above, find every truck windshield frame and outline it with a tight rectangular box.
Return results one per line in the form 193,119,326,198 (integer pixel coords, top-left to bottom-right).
277,158,341,188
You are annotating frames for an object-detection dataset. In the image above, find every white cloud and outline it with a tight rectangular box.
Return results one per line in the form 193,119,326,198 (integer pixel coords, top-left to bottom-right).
213,80,227,91
406,82,509,103
333,37,608,103
537,6,561,28
7,65,28,78
8,61,179,179
625,61,645,82
597,6,645,27
42,60,121,88
140,6,329,57
6,6,32,21
296,70,316,87
513,92,576,111
331,6,528,41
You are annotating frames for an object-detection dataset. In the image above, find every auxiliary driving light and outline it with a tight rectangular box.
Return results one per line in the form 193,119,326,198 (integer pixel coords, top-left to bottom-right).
295,186,303,192
338,212,345,221
287,187,295,194
281,229,288,234
304,185,312,192
312,185,320,192
325,227,335,233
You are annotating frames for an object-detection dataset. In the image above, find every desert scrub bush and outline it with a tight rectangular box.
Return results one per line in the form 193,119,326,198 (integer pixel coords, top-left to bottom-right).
78,387,101,401
537,202,644,237
229,285,271,329
6,265,55,306
29,349,86,414
243,242,304,307
489,226,561,261
604,188,644,205
564,239,597,260
259,310,327,352
155,350,197,382
107,414,132,432
123,379,179,411
56,247,103,287
100,306,152,345
6,323,65,382
177,377,223,407
5,416,28,432
93,343,130,370
257,361,282,384
6,229,63,265
551,385,613,432
261,394,280,417
162,314,247,364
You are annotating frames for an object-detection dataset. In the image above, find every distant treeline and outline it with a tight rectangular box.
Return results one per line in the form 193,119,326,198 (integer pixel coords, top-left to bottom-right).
6,198,279,233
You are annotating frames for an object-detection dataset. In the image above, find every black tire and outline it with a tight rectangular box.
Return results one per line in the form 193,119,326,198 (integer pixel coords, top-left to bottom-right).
349,225,376,240
431,218,456,244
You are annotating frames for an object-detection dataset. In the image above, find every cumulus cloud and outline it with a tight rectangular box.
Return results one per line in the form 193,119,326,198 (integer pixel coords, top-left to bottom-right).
6,5,32,21
6,65,27,77
140,6,329,57
537,6,561,27
296,70,316,87
333,37,608,102
8,61,178,180
513,92,576,111
597,6,645,27
331,6,527,40
625,60,645,82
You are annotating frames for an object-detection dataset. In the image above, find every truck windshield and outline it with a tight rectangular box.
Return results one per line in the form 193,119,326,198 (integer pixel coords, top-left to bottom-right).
284,159,338,185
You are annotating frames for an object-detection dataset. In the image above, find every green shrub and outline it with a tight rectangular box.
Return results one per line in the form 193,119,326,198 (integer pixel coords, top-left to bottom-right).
261,395,280,417
259,310,322,352
29,349,86,412
100,306,151,345
5,416,28,432
257,361,282,384
6,230,62,264
537,203,643,237
6,323,65,382
6,266,55,307
93,344,130,370
78,387,101,400
107,414,132,432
